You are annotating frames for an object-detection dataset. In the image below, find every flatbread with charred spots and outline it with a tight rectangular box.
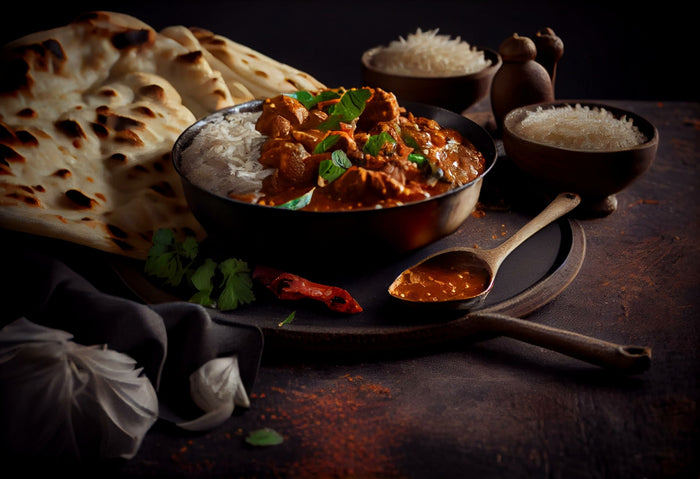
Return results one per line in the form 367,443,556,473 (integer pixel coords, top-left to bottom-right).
0,11,326,260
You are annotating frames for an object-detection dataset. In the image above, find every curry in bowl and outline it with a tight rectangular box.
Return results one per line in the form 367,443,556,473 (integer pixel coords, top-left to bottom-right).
179,87,487,212
172,89,496,269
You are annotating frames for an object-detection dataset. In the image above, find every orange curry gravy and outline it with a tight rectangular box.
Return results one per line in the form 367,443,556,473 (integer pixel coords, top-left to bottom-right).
389,253,491,302
231,87,486,211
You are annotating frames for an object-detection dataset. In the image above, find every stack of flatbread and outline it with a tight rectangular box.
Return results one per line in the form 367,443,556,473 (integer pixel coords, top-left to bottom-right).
0,11,325,260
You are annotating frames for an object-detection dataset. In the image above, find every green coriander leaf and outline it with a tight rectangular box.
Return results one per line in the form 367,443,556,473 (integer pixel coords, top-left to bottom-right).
318,159,344,183
181,236,199,260
313,89,342,106
400,132,428,166
286,90,341,110
217,258,255,311
408,152,427,165
319,151,351,184
337,88,372,117
145,253,180,286
331,149,352,168
363,131,396,156
313,134,340,154
144,229,259,311
285,90,315,108
219,257,250,277
278,311,296,327
245,428,284,447
150,228,174,252
402,133,420,149
166,262,187,287
144,229,174,273
188,258,218,307
274,188,315,210
317,88,371,131
144,228,197,287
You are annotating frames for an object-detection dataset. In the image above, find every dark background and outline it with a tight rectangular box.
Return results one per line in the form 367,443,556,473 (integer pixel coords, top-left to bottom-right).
1,0,695,102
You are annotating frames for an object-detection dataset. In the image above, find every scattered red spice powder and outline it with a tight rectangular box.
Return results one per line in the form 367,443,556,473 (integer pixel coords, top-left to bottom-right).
256,373,405,477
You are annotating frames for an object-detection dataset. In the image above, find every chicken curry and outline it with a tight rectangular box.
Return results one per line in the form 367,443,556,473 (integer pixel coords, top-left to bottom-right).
231,87,486,211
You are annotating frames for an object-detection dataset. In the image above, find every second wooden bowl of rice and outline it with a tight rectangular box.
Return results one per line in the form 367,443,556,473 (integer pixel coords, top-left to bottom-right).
502,101,658,216
361,29,501,114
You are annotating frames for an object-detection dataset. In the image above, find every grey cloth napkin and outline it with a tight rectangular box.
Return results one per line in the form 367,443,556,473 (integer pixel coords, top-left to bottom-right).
0,233,264,455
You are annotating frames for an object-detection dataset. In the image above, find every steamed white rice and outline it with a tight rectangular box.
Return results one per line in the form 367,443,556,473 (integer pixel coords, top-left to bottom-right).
371,28,491,77
513,104,648,150
180,111,271,199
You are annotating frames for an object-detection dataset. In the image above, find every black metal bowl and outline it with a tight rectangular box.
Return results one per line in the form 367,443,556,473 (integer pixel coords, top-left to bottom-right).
172,101,496,272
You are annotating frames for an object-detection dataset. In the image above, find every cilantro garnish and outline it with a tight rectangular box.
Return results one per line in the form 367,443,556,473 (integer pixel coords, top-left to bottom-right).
401,132,427,165
408,152,427,165
145,229,255,311
274,188,315,210
189,258,218,307
318,150,351,184
317,88,372,131
286,90,341,110
313,134,341,154
363,131,396,156
144,228,198,287
217,258,255,311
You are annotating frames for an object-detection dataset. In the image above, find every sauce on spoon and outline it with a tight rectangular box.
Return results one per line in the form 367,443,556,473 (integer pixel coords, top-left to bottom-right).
389,251,491,302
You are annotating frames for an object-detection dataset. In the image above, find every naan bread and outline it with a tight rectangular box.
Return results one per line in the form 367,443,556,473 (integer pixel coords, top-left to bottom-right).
189,27,326,99
160,25,255,105
0,11,326,260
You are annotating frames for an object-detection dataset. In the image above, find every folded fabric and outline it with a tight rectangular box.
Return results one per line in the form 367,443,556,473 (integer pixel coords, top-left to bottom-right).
0,234,264,462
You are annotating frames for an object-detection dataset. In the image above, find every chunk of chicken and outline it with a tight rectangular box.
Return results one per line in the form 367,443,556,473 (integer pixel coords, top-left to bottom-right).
256,95,309,138
357,88,401,130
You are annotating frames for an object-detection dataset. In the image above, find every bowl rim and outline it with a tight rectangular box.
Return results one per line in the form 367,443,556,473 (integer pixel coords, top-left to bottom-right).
361,45,502,81
172,99,497,216
503,100,659,153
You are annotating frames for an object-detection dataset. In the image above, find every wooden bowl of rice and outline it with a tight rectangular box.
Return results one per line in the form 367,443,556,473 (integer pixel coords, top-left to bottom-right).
361,29,501,114
502,101,658,216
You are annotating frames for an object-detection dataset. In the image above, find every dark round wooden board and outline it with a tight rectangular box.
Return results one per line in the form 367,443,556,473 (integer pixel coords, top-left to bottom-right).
114,210,585,353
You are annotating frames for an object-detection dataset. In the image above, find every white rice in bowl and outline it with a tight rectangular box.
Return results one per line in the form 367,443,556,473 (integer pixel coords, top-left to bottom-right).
179,111,271,199
371,28,491,77
512,104,648,150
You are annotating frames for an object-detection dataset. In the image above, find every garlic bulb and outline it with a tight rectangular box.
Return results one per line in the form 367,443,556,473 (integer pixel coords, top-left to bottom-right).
177,356,250,431
0,318,158,461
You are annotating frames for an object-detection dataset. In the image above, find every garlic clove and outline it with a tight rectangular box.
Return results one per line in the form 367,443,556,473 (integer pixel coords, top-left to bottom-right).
176,355,250,431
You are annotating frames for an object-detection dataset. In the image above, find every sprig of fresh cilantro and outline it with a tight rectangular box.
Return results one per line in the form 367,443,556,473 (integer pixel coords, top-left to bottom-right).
217,258,255,310
144,229,255,311
144,228,198,287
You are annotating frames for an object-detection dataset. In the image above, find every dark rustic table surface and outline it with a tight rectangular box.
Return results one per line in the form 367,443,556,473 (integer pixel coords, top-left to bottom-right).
4,99,695,479
2,3,698,478
111,99,697,479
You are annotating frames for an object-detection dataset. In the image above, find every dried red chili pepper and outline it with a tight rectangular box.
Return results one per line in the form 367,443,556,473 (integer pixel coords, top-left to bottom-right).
253,265,363,314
